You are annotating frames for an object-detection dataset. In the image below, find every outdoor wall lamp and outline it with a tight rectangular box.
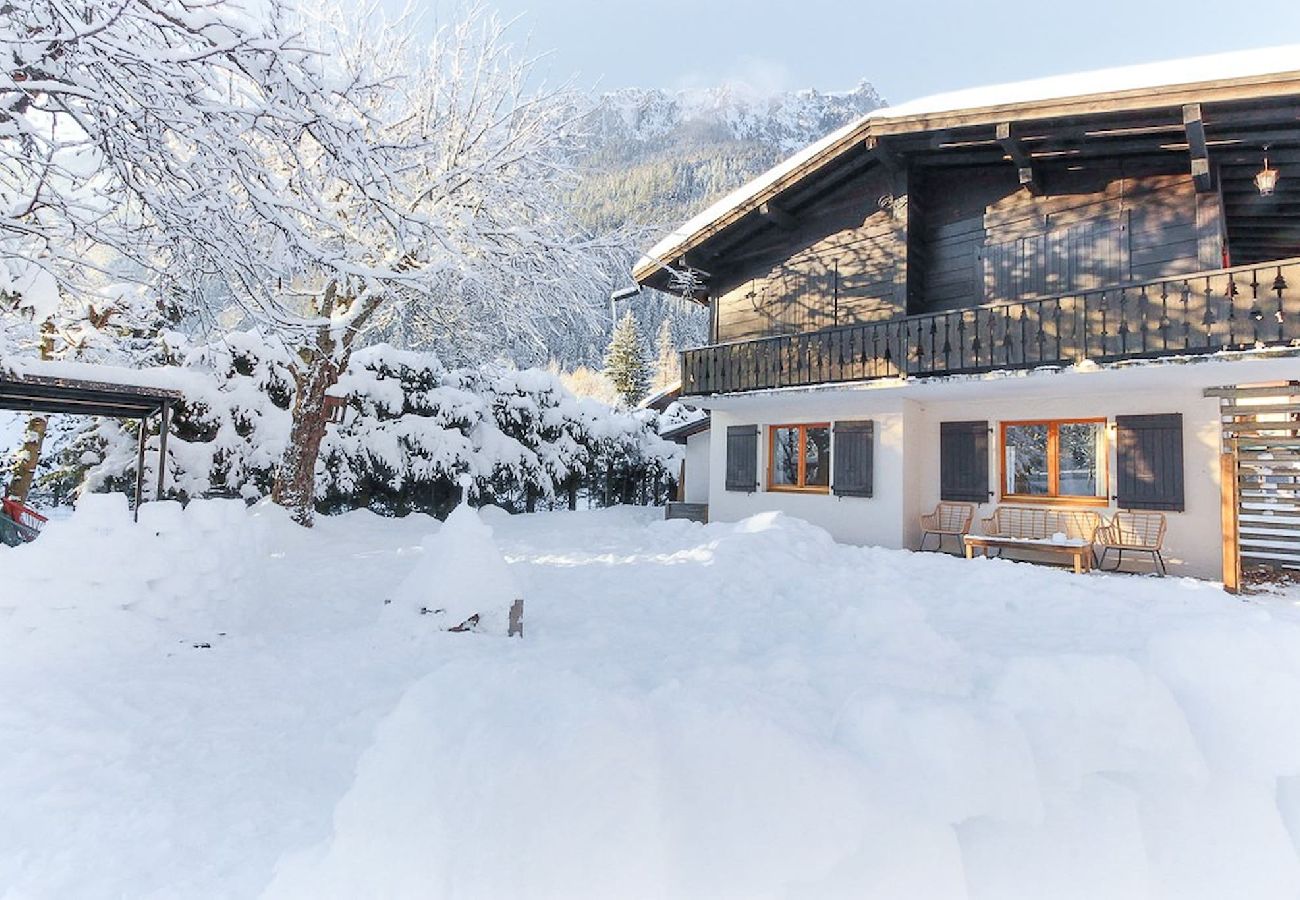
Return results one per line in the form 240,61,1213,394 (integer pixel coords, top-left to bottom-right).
1256,148,1280,197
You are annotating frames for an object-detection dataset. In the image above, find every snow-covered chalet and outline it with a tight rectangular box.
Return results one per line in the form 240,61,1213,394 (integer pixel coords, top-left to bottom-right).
634,48,1300,580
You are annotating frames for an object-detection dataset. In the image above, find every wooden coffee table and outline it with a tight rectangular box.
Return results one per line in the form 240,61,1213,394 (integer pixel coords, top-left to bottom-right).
963,535,1094,574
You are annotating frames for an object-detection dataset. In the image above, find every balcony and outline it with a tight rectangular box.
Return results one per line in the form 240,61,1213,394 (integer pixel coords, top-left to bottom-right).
680,258,1300,396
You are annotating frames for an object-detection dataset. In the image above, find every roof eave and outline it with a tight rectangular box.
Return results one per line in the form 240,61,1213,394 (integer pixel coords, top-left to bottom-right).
632,69,1300,286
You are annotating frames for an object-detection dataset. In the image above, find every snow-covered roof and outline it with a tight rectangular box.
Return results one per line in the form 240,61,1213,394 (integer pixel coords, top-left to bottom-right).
638,380,682,412
634,45,1300,284
872,45,1300,123
660,411,709,444
1,356,188,395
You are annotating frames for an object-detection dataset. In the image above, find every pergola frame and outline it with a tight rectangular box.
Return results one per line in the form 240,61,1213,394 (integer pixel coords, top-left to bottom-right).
0,372,182,522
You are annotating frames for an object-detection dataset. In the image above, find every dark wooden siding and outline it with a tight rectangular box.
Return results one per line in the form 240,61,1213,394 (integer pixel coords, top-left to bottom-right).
713,166,905,342
709,161,1223,341
913,166,1208,313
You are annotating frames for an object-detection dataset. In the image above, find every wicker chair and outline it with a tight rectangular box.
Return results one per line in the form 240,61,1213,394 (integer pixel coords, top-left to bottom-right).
1094,512,1168,575
919,502,976,553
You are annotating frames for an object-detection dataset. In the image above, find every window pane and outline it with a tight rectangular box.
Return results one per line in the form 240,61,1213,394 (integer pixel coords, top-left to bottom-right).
805,427,830,486
772,427,799,486
1059,422,1104,497
1005,424,1049,495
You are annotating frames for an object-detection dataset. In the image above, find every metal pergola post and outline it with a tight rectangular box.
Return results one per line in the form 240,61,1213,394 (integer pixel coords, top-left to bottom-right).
155,401,170,502
133,413,148,522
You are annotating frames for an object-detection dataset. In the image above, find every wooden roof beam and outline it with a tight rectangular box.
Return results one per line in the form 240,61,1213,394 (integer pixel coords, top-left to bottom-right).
995,122,1041,194
865,135,905,176
1183,103,1215,193
758,200,797,230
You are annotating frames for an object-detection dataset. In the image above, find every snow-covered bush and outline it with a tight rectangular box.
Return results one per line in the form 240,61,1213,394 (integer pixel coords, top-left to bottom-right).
317,344,679,517
64,335,680,517
60,333,293,503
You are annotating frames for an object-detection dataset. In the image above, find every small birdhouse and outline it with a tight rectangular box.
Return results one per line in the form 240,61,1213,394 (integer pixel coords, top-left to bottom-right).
323,394,349,425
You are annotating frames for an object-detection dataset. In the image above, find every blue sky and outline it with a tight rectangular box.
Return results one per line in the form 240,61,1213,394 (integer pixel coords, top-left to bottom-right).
392,0,1300,104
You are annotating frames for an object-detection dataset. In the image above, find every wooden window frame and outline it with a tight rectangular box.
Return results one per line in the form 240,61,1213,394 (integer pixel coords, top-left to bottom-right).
999,418,1109,506
767,423,831,494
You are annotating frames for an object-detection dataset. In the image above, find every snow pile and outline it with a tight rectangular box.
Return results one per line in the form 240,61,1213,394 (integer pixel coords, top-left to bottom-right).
2,494,275,664
6,507,1300,897
386,501,522,635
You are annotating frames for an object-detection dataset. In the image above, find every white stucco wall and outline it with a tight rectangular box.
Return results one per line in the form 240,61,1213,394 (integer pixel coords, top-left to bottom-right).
683,431,710,504
697,352,1300,580
706,393,910,549
908,385,1223,578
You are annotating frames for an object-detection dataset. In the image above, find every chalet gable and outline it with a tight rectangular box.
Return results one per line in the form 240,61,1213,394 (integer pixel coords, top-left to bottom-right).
634,46,1300,296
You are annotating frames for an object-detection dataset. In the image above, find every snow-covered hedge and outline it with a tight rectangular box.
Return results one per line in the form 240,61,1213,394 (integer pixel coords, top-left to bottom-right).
59,335,679,517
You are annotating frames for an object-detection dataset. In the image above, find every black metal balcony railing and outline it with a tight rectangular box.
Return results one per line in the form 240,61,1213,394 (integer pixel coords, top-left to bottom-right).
680,258,1300,396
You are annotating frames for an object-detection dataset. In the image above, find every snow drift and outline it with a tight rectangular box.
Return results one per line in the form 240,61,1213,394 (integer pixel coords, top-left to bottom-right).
4,503,1300,898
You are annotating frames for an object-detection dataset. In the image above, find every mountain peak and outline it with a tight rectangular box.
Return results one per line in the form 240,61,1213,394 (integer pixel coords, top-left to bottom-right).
593,81,885,154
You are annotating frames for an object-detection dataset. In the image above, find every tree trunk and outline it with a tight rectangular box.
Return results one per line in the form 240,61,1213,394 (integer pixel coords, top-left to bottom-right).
272,333,344,527
6,415,48,503
6,322,55,504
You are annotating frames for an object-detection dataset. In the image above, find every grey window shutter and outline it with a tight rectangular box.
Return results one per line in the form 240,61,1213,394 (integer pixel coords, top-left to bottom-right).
940,420,989,502
725,425,759,492
1116,414,1184,511
832,421,873,497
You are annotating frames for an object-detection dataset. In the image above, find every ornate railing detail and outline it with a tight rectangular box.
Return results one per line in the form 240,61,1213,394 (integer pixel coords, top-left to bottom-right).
680,259,1300,396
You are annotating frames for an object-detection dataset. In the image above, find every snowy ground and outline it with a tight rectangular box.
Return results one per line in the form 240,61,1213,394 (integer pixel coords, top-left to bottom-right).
4,500,1300,899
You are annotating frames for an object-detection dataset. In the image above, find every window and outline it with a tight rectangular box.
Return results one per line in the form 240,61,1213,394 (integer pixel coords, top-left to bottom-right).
1000,419,1107,504
768,423,830,492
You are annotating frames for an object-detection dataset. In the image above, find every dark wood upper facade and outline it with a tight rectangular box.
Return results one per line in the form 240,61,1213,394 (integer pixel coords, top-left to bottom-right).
633,69,1300,395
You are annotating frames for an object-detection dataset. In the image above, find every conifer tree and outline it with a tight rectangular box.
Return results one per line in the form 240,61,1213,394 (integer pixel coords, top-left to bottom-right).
652,317,680,391
604,310,650,407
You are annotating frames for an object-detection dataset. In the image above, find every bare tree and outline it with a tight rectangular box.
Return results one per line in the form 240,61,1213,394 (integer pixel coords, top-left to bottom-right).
2,0,625,524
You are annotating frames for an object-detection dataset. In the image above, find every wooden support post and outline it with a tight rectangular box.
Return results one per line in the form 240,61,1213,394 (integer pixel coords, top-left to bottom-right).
888,163,910,313
133,416,147,523
995,122,1041,195
155,402,170,501
1195,190,1226,269
1221,449,1241,593
1183,104,1215,194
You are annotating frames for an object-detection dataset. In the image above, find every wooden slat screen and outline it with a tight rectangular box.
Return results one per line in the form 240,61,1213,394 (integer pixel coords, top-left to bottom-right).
984,214,1130,302
725,425,759,492
1116,413,1185,511
940,420,990,502
832,420,873,497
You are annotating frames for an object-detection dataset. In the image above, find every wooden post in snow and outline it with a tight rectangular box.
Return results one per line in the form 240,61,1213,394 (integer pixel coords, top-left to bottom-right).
1221,449,1240,593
